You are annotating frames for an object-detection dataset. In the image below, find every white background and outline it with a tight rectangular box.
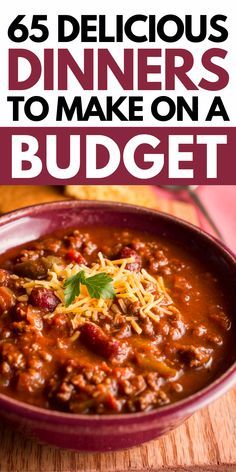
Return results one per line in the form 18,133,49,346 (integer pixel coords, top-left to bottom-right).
0,0,235,127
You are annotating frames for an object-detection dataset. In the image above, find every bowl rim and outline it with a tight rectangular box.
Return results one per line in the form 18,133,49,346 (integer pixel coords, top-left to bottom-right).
0,199,235,426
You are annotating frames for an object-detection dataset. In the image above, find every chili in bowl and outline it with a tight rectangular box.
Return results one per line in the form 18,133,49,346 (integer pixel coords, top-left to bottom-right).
0,201,235,451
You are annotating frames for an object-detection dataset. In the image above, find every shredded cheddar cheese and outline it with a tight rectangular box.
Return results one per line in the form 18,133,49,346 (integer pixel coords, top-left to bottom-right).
23,252,176,334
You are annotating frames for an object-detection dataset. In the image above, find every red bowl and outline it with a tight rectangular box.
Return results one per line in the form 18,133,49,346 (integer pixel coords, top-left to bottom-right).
0,200,235,451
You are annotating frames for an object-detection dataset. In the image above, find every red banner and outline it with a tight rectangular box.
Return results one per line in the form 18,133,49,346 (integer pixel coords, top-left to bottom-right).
0,127,235,184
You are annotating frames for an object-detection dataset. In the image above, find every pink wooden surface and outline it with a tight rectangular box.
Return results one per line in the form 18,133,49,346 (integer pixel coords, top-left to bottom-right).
154,186,236,253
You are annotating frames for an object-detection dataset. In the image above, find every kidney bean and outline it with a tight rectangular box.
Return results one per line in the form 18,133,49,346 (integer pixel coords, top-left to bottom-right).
80,322,128,361
29,288,60,312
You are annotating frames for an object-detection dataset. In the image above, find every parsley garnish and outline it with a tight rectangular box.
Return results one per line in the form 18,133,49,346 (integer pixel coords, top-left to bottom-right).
64,270,115,307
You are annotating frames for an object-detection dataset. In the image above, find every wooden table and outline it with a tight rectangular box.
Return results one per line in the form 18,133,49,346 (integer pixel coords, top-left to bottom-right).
0,190,235,471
